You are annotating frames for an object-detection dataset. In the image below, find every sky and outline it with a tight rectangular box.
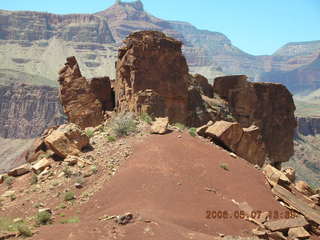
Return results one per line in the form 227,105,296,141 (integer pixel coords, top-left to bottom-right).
1,0,319,56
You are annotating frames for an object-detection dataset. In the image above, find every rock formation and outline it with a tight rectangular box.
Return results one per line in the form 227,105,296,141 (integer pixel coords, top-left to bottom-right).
115,31,189,124
0,84,65,138
213,75,296,164
192,74,213,98
58,56,113,129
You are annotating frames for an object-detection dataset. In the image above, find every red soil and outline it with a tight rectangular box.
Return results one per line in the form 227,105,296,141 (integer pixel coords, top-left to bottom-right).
31,132,288,239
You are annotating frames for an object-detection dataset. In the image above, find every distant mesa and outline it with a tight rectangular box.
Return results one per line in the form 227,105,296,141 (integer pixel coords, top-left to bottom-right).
114,0,144,11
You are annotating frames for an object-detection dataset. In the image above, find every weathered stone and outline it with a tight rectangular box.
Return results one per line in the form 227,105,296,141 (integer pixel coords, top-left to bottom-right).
234,125,266,166
196,121,214,136
267,231,287,240
151,117,169,134
204,121,266,165
282,167,296,183
264,216,309,231
0,174,4,184
1,190,15,198
8,164,31,177
58,56,106,129
25,138,48,163
251,228,267,237
44,123,89,158
288,227,311,239
263,164,291,187
295,181,315,196
309,194,320,205
32,158,52,174
115,31,189,124
64,156,79,166
213,75,296,164
205,121,243,151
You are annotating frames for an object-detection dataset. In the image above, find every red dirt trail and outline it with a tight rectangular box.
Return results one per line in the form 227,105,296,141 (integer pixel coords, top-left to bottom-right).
33,132,288,240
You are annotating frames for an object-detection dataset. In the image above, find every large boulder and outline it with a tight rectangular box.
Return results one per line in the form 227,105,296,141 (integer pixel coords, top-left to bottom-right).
44,123,89,158
213,75,296,164
58,56,113,129
151,117,169,134
115,31,189,124
205,121,243,151
8,164,31,177
234,125,266,166
204,121,266,166
32,158,52,174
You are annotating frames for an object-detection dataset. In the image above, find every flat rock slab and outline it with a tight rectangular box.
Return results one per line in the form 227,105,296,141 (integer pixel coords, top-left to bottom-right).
288,227,311,239
272,184,320,224
264,216,308,231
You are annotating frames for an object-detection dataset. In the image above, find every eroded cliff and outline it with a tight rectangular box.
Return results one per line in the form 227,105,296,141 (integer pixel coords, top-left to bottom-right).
0,84,65,138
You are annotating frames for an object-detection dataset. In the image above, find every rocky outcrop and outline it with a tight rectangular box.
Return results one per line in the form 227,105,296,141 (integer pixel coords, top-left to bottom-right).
192,74,213,98
58,56,113,129
213,75,296,164
0,84,65,138
296,116,320,136
115,31,189,124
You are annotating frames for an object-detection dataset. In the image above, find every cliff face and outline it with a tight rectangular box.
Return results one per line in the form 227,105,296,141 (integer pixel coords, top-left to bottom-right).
261,54,320,94
0,84,65,138
0,10,114,43
296,116,320,136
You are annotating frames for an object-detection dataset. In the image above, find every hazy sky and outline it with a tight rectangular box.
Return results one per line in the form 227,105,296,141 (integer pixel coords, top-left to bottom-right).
1,0,319,55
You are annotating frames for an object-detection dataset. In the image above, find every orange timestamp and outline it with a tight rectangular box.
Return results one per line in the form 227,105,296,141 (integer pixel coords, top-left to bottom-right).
206,210,298,220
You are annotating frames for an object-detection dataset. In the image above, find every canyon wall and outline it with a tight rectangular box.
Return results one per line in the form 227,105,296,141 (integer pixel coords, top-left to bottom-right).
0,84,65,138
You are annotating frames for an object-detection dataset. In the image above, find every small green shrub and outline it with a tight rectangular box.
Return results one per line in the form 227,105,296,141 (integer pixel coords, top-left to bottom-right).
17,223,32,237
0,217,19,232
189,128,197,137
36,211,52,225
107,135,116,142
174,123,186,131
63,167,72,178
140,112,153,124
112,113,137,137
64,191,75,201
220,163,229,171
60,217,80,224
10,194,16,201
75,177,85,185
91,165,98,175
30,174,38,185
58,203,67,209
85,128,95,138
4,176,14,187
